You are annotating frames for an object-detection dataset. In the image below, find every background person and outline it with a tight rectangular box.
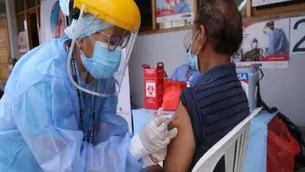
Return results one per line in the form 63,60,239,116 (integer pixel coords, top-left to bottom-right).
9,58,18,74
231,48,243,62
0,58,17,99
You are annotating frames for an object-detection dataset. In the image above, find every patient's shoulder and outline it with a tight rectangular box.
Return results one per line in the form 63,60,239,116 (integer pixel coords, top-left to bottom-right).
170,101,192,128
164,102,195,172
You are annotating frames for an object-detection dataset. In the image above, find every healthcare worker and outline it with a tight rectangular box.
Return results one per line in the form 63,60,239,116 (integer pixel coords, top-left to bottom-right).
0,0,177,171
171,64,200,86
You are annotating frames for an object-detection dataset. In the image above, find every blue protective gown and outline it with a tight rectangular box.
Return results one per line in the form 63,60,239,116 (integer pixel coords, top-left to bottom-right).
264,28,289,57
0,39,142,172
171,64,200,86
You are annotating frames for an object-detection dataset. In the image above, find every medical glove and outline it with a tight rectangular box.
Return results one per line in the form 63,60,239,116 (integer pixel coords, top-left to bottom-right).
150,125,177,161
142,155,158,168
153,107,177,161
151,146,170,162
129,116,178,161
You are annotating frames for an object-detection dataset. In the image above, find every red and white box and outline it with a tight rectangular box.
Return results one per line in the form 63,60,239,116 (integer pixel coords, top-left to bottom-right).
142,62,166,109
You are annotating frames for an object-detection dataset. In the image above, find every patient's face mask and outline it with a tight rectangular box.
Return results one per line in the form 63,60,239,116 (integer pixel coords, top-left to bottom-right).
187,31,200,72
80,41,122,79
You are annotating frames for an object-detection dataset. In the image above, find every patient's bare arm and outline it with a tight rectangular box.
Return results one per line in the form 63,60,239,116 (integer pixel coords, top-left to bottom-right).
163,101,196,172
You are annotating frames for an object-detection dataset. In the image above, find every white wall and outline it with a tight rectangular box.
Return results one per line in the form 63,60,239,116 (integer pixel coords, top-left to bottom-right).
129,30,305,127
129,30,189,108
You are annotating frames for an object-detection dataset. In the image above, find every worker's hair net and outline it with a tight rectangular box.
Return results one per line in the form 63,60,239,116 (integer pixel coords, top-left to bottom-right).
65,14,113,39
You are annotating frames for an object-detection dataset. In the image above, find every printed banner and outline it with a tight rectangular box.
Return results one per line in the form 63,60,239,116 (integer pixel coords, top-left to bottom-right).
156,0,194,23
40,0,66,44
232,18,290,68
252,0,293,7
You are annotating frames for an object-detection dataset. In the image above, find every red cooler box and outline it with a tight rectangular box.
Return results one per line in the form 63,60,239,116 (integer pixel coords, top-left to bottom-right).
142,62,166,109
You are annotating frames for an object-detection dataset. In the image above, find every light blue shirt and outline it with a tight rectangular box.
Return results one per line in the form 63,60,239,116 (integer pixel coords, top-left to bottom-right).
265,28,289,56
171,64,200,85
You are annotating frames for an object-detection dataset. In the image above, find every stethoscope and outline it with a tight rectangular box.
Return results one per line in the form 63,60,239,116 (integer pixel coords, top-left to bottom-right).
65,41,96,144
185,66,194,82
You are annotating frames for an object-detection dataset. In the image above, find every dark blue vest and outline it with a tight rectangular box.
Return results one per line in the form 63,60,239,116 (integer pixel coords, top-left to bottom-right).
180,63,250,171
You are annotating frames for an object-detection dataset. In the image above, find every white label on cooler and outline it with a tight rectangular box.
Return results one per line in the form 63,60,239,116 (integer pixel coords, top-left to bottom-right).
146,82,156,97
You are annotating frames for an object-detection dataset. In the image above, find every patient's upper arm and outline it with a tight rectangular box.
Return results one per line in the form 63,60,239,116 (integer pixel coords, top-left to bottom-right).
163,101,195,172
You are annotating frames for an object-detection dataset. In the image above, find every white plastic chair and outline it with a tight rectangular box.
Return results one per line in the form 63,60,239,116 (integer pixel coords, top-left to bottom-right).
192,107,262,172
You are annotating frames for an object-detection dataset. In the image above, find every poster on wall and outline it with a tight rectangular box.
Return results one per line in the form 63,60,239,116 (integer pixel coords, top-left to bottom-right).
232,18,290,68
40,0,66,44
290,16,305,55
252,0,293,7
156,0,195,23
17,31,29,53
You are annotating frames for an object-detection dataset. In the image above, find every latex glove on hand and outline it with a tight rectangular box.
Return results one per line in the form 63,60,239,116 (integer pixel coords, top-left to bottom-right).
144,126,177,167
142,129,177,168
139,115,177,155
129,115,178,161
151,147,167,162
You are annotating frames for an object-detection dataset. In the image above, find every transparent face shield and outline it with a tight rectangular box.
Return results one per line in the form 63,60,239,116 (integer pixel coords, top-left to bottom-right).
67,4,139,97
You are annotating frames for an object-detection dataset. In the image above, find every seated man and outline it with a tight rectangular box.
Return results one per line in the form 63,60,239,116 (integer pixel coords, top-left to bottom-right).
163,1,249,172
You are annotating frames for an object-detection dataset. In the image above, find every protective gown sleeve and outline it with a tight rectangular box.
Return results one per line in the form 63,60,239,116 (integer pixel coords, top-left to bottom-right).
11,78,143,172
171,68,179,80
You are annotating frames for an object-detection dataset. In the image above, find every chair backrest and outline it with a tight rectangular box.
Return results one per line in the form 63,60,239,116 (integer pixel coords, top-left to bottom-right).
192,108,262,172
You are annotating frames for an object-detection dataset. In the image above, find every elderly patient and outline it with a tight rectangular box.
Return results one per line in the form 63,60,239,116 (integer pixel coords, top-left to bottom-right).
162,1,250,172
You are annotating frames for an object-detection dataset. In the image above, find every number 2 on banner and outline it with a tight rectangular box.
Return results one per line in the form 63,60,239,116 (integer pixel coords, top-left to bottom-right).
290,16,305,54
